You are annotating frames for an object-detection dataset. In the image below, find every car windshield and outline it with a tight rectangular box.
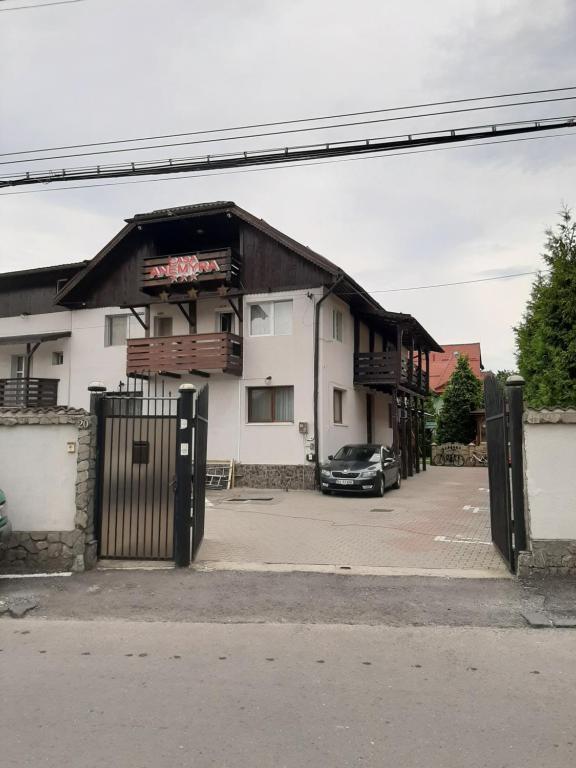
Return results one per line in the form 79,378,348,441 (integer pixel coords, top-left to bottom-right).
333,445,380,462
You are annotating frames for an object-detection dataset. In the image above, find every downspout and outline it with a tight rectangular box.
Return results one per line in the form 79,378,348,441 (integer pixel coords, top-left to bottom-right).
313,274,345,488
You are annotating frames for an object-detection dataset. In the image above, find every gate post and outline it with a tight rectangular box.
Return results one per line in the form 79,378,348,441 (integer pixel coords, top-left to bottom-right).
174,384,195,567
506,375,527,553
88,382,106,559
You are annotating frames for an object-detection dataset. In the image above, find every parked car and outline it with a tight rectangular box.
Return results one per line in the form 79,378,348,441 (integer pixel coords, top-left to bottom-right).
320,444,401,496
0,487,11,542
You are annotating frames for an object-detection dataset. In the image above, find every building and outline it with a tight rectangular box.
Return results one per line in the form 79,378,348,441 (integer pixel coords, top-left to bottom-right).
428,342,484,396
0,201,441,488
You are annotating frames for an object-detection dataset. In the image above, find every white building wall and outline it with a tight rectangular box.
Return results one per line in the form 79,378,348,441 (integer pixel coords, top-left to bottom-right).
1,289,397,466
0,424,78,530
524,417,576,541
318,296,393,460
239,289,315,465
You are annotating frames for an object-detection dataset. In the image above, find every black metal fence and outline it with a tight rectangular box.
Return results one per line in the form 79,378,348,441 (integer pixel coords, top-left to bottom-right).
93,376,208,565
484,373,527,572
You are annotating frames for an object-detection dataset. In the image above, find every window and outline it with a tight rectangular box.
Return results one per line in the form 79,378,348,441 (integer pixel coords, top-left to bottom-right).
55,278,68,295
11,355,25,378
333,388,344,424
247,386,294,423
332,309,343,342
216,311,235,334
249,300,293,336
105,315,129,347
154,315,173,337
52,351,64,366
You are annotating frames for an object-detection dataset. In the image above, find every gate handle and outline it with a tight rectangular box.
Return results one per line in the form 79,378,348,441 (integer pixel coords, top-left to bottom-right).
170,475,178,493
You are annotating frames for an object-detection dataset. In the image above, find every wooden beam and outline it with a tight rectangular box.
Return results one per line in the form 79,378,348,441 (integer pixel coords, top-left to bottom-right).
414,396,420,474
128,306,149,331
26,341,41,361
227,296,242,322
176,302,193,326
189,369,210,378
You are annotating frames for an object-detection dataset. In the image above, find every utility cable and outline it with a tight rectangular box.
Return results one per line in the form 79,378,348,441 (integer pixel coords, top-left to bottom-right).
2,85,575,158
1,115,574,187
0,127,574,196
2,95,576,167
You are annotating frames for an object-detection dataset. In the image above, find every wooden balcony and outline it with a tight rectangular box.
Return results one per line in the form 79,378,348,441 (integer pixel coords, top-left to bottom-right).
0,378,59,408
127,332,242,376
354,352,429,395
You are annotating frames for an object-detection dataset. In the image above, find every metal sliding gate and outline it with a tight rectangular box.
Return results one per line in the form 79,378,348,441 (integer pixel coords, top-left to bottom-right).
95,378,208,564
484,373,527,572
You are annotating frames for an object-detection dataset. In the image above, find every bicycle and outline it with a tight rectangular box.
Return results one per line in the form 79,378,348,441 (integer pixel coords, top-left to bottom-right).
465,451,488,467
432,450,465,467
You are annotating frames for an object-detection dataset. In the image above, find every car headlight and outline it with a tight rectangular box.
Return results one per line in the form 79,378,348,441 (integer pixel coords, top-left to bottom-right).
321,469,332,477
359,467,378,478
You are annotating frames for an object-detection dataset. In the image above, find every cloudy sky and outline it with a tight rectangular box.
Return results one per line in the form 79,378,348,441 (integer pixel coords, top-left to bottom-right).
1,0,575,371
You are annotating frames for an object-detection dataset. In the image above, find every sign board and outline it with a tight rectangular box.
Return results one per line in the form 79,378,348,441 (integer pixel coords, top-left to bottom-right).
148,255,221,283
140,247,239,292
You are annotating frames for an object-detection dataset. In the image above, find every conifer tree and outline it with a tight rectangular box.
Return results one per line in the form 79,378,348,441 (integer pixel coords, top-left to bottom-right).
436,355,482,444
515,209,576,407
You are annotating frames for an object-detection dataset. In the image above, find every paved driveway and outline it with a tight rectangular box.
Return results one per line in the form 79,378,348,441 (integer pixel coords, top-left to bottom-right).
197,467,507,576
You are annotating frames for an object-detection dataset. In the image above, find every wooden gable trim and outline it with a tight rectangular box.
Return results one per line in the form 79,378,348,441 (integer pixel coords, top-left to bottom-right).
54,222,136,304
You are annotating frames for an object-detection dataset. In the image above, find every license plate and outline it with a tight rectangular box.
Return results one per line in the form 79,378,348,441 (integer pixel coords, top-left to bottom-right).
336,478,354,485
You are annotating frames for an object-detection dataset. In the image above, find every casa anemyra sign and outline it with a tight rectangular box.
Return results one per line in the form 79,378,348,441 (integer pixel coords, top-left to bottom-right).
140,248,237,292
148,254,221,283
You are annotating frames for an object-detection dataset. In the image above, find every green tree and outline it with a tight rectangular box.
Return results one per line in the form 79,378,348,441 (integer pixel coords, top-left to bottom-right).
436,355,482,444
515,209,576,407
495,369,516,387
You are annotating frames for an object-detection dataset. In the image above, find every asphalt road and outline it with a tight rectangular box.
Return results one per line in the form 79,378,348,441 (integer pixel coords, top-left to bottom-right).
2,569,576,627
1,618,575,768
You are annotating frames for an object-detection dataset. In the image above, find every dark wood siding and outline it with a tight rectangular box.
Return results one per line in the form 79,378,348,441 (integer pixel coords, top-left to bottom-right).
240,224,327,292
0,265,81,318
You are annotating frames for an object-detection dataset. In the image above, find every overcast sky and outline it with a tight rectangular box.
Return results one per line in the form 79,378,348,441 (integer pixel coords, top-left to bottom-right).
1,0,575,371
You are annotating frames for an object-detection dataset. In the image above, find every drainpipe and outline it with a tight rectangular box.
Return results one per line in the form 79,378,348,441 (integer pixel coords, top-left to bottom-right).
313,274,345,488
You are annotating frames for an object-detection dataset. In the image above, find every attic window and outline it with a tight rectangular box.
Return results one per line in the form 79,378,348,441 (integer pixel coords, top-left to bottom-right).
55,278,68,295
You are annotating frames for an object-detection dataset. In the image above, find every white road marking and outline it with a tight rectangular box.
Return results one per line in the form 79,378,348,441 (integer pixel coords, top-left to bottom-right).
434,535,493,546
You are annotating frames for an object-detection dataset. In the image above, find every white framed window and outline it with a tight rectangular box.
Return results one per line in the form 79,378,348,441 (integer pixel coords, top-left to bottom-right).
52,351,64,366
249,300,293,336
332,309,343,342
105,314,129,347
247,386,294,423
11,355,25,378
154,315,173,337
333,388,345,424
215,310,235,334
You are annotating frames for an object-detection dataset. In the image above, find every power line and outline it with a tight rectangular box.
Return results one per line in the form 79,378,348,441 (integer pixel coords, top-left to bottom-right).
363,271,539,294
3,95,576,167
2,85,575,159
0,0,85,11
2,114,574,187
1,128,574,196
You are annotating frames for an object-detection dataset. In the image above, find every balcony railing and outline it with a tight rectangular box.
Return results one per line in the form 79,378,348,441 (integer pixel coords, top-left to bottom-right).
354,352,428,395
0,378,59,408
127,332,242,376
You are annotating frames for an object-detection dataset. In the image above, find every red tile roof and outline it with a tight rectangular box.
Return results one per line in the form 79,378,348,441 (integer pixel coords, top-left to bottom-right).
428,343,484,395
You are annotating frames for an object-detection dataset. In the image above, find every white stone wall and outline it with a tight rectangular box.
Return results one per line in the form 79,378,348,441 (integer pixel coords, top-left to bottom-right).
0,422,79,531
524,410,576,541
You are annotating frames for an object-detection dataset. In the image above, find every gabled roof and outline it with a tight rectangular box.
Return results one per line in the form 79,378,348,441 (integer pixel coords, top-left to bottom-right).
428,342,484,394
50,200,441,351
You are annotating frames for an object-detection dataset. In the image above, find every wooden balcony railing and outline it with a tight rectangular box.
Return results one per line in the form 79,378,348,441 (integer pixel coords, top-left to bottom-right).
127,332,242,376
0,378,59,408
354,352,429,395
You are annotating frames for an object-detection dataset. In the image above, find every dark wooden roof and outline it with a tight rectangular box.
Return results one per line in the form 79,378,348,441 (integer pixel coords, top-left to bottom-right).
0,331,71,346
13,201,440,351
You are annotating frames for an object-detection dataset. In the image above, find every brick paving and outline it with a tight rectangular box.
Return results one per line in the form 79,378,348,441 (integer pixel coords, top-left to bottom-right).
198,467,506,572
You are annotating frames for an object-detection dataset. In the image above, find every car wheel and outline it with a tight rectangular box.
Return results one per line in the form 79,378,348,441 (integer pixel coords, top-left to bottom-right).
374,474,385,497
393,471,401,490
